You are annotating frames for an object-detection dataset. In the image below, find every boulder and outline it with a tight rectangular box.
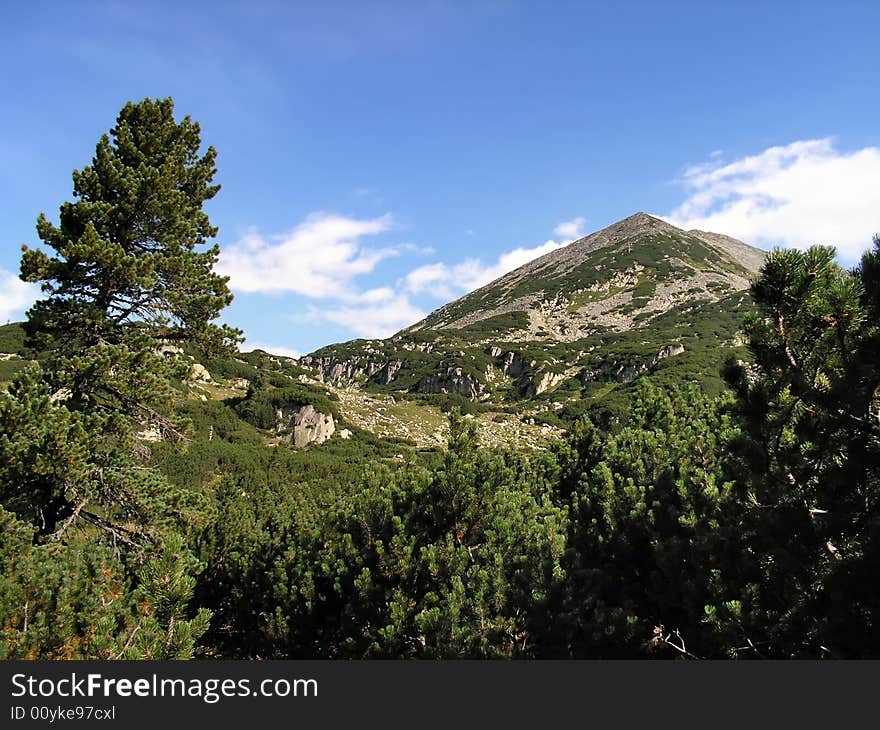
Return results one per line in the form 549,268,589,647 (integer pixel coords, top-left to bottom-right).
288,405,336,448
190,363,212,382
527,370,565,397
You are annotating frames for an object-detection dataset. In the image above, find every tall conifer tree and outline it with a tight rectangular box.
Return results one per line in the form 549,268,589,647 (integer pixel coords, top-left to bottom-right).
10,97,240,541
0,98,235,657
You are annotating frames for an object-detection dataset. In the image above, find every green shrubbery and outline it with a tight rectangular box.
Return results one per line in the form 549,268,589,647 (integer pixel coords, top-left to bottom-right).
3,95,879,660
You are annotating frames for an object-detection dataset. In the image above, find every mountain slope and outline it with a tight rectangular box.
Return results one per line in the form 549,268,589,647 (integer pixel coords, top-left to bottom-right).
408,212,763,342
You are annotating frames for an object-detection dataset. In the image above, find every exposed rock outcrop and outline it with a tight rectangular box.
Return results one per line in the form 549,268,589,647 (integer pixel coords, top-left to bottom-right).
524,370,565,397
275,404,336,447
585,344,686,384
417,367,486,400
299,355,403,387
376,361,401,385
501,351,533,378
190,363,212,382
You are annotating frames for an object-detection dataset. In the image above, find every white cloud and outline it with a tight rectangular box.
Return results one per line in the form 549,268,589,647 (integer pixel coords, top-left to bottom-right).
395,242,436,256
553,216,587,239
218,212,396,297
464,238,569,288
356,286,396,304
403,237,570,298
224,214,587,344
664,138,880,262
402,262,457,299
306,293,427,339
0,269,38,324
242,339,301,359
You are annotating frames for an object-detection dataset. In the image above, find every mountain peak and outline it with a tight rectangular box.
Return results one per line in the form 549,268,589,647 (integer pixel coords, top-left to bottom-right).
571,212,678,245
408,214,765,340
305,213,766,412
615,211,667,226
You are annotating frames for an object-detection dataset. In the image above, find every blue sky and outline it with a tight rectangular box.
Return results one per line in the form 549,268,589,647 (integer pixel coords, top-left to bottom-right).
2,0,879,355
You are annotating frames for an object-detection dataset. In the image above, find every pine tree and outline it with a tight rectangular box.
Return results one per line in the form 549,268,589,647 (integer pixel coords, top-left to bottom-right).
723,243,880,657
21,96,238,356
554,381,738,658
201,411,567,658
0,98,229,658
0,506,210,659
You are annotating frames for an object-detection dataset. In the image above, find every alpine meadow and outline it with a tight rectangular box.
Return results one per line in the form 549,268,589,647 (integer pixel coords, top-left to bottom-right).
1,95,878,661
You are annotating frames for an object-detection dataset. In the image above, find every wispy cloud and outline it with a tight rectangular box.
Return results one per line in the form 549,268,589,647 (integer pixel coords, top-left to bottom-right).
241,338,301,359
553,216,587,239
305,292,427,339
0,269,38,324
402,262,457,300
401,218,583,299
663,138,880,262
402,239,567,298
218,212,396,297
221,213,587,343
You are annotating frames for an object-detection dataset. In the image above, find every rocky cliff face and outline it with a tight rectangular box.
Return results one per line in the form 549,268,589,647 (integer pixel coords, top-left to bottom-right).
299,354,402,387
416,367,487,400
584,344,686,384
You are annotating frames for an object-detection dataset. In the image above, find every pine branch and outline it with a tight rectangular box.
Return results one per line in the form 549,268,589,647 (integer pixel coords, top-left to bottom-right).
79,509,152,552
48,499,88,542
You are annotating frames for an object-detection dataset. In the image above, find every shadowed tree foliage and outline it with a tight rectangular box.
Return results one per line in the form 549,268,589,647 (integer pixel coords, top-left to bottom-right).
200,412,567,658
549,381,740,658
0,507,209,659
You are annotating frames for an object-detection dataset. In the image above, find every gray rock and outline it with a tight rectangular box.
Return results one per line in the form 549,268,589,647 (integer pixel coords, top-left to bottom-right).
502,351,528,377
288,404,336,448
586,343,686,384
416,367,486,400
